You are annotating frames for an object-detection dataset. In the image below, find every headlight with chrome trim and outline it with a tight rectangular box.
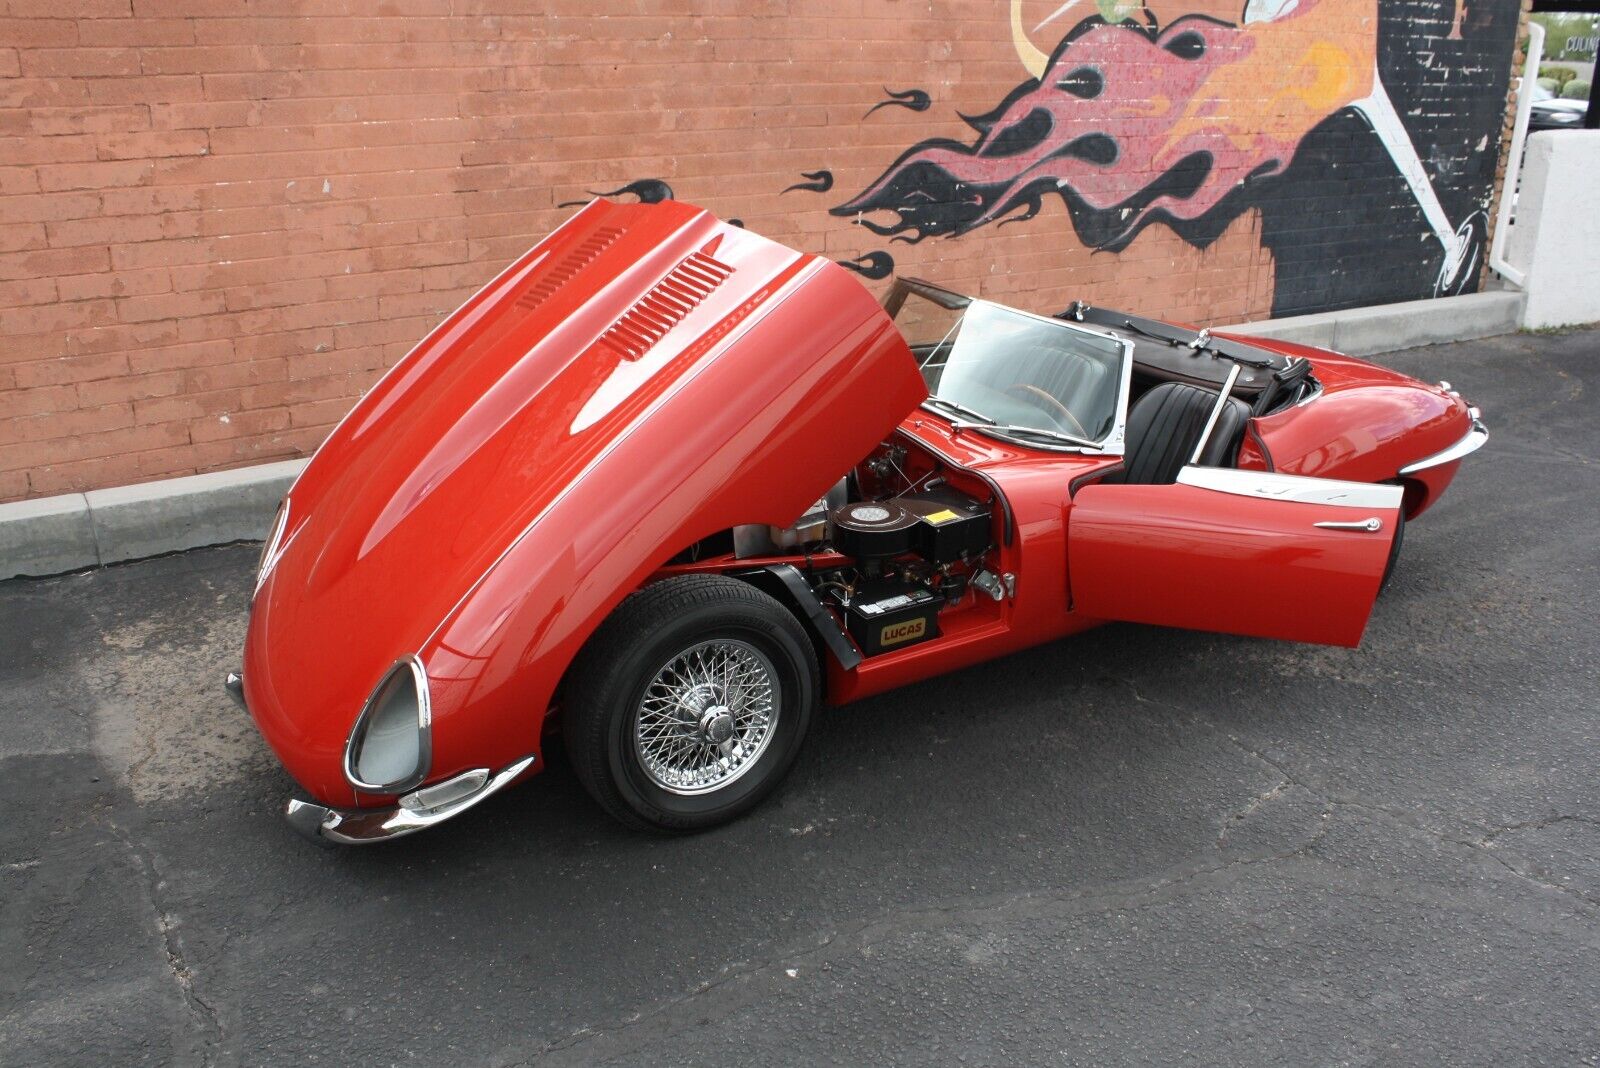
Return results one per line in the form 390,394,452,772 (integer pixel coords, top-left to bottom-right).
344,657,432,793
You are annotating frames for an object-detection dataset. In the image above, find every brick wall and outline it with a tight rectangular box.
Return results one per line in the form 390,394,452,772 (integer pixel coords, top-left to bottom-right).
0,0,1522,502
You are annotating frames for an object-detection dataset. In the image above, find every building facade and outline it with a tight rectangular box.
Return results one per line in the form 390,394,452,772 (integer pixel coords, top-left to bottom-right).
1,0,1524,501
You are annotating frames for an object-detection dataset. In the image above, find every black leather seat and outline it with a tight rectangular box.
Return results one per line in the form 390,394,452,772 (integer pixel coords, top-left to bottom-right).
1106,381,1250,485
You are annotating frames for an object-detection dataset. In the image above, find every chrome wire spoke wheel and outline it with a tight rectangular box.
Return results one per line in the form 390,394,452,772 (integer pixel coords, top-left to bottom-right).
633,638,780,795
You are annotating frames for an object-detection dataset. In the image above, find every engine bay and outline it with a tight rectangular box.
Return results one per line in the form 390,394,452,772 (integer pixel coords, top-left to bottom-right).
718,439,1004,659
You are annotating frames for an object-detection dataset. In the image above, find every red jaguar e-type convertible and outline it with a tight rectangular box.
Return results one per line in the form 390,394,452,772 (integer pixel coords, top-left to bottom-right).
229,198,1486,843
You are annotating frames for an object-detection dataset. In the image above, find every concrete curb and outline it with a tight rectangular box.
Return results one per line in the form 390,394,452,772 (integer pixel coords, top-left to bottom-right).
1,459,306,580
0,288,1526,580
1220,288,1525,356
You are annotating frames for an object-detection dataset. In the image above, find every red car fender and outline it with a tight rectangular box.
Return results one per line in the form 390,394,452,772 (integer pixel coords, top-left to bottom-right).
421,266,926,784
244,201,926,807
1218,334,1474,515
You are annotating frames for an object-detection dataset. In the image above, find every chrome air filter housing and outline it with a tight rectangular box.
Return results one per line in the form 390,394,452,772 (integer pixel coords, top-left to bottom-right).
828,501,920,560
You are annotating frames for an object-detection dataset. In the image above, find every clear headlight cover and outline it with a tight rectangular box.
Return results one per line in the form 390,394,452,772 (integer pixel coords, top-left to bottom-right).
345,658,432,792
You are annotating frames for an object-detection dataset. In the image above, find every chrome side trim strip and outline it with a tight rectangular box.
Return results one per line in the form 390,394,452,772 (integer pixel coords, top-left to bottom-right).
1397,419,1489,476
1176,466,1404,510
287,755,536,846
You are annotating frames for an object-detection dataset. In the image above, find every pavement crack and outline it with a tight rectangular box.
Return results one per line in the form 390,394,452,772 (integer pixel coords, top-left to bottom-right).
1104,674,1600,917
1217,777,1290,846
1478,814,1600,845
107,818,225,1064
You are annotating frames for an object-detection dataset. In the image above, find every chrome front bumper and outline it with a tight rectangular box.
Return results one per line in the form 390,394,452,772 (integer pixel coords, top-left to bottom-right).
1398,414,1488,476
285,756,536,845
226,669,532,846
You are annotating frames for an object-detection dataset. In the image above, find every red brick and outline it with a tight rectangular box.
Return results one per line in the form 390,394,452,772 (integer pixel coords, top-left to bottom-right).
188,405,291,443
0,166,42,195
19,48,141,79
46,211,198,248
17,105,151,136
181,357,286,392
0,134,98,165
2,191,101,223
75,370,183,408
56,266,173,301
4,299,119,337
84,75,204,106
0,223,49,254
7,422,189,485
123,337,234,373
0,277,59,308
95,129,210,160
34,158,158,192
132,385,239,425
11,402,133,444
10,351,129,388
7,0,129,13
0,244,110,281
0,469,28,502
116,288,227,323
76,17,196,47
5,382,78,418
148,100,257,129
0,18,79,48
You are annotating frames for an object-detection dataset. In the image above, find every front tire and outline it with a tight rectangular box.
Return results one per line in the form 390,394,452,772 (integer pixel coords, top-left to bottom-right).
564,575,819,832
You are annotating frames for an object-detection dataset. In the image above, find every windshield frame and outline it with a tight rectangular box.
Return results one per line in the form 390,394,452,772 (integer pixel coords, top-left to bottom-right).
889,280,1134,456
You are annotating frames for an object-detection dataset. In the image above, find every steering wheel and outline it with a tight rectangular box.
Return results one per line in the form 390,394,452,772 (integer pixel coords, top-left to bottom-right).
1005,383,1089,439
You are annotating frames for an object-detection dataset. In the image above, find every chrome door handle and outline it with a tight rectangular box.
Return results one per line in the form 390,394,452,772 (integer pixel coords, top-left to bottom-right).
1314,517,1383,532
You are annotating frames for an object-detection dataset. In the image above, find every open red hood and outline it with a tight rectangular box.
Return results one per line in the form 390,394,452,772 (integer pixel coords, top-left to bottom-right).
245,199,926,802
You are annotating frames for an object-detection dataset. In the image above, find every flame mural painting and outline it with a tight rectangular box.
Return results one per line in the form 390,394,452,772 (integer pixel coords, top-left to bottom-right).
828,0,1516,316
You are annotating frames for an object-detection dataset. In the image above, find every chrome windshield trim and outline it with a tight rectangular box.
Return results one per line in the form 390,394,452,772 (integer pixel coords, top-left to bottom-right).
1176,467,1404,510
342,655,433,794
918,299,1134,456
1398,419,1489,475
287,755,536,845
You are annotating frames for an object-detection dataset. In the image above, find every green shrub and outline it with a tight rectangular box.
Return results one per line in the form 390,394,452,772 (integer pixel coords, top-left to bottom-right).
1541,64,1578,85
1537,77,1560,91
1561,79,1590,100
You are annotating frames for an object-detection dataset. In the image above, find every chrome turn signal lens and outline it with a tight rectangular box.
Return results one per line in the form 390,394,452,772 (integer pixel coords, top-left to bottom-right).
344,657,432,793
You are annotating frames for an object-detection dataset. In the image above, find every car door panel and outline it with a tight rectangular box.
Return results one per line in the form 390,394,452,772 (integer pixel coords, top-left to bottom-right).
1069,467,1402,647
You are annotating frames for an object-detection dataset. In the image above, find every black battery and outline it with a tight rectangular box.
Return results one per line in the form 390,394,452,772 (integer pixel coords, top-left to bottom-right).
899,488,992,564
843,583,943,656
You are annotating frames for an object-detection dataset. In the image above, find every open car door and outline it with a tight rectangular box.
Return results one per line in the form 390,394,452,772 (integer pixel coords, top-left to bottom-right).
1068,467,1403,647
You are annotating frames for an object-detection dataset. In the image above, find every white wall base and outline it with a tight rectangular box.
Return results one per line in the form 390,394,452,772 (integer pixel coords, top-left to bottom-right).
1,459,306,579
1506,130,1600,330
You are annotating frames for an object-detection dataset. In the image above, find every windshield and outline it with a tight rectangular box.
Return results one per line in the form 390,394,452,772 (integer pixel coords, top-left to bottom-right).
895,290,1129,448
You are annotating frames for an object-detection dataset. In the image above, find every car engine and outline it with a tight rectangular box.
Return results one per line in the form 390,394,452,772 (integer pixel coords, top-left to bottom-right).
732,440,1000,656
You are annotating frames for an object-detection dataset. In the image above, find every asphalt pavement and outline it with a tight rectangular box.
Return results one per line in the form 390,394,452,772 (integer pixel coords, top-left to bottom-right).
2,327,1597,1067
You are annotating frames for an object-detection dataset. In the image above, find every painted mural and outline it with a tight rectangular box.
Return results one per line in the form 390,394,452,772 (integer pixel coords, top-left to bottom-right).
813,0,1518,316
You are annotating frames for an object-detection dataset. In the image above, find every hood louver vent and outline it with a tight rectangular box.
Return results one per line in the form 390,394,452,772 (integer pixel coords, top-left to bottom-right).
515,226,625,310
599,247,735,361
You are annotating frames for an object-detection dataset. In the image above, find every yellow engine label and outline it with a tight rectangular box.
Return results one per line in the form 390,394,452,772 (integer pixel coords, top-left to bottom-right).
921,508,960,525
880,617,928,647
